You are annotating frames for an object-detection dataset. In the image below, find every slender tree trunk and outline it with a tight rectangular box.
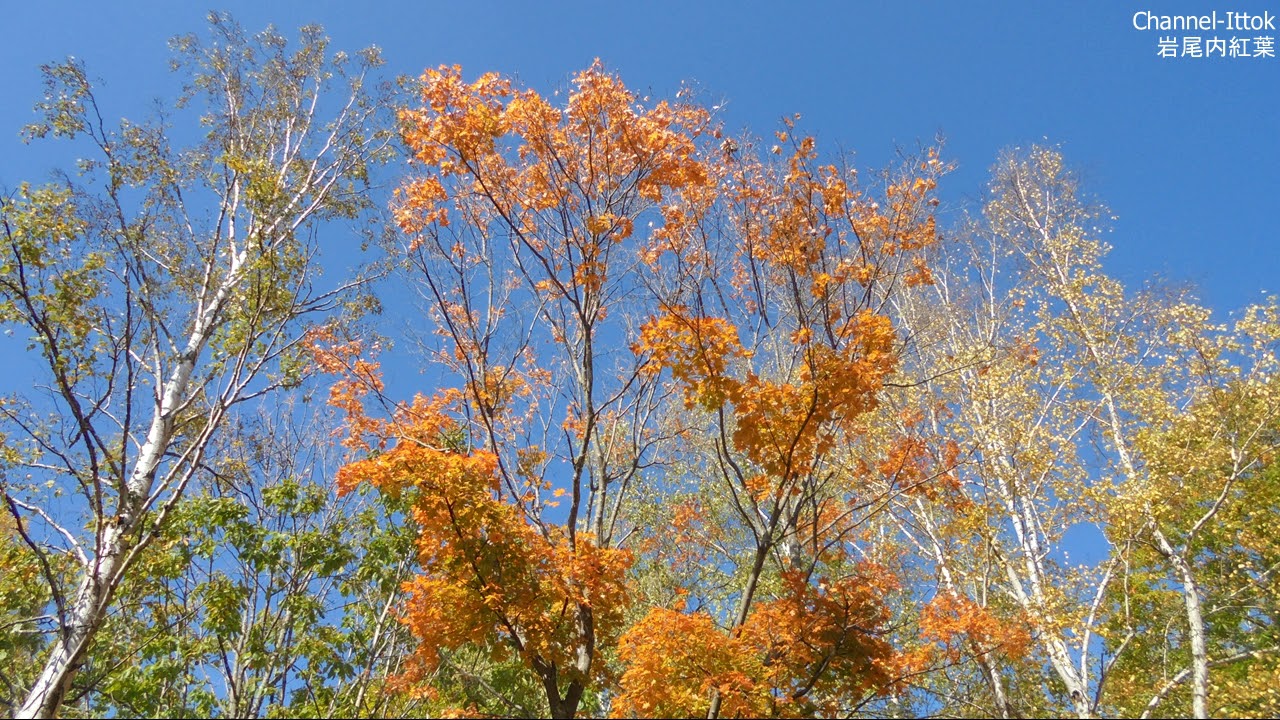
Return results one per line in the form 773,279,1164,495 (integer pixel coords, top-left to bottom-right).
15,532,121,718
17,292,218,717
976,642,1013,717
1180,572,1211,720
1153,528,1210,719
707,543,770,719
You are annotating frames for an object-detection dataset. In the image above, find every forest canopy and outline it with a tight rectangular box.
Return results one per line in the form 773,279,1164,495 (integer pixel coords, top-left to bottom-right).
2,15,1277,720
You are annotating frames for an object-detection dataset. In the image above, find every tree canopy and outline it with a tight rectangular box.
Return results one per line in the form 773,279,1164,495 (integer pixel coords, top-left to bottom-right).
2,15,1277,720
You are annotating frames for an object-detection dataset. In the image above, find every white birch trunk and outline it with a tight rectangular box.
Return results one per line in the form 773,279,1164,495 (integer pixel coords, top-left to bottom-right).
16,258,237,718
1152,527,1210,719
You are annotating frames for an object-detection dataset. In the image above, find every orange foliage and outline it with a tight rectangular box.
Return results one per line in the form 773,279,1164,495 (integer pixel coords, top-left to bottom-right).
918,592,1032,663
620,75,944,720
635,130,944,502
397,60,712,305
613,607,765,718
305,326,386,451
337,59,949,717
875,433,963,499
614,566,898,718
314,335,632,700
636,310,747,410
389,62,728,713
638,304,898,487
334,388,634,686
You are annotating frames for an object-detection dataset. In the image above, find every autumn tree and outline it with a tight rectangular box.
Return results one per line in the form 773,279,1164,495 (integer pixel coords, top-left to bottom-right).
318,60,953,719
882,146,1280,718
617,133,949,718
0,15,391,717
323,61,713,719
1103,304,1280,719
976,149,1280,719
876,148,1118,717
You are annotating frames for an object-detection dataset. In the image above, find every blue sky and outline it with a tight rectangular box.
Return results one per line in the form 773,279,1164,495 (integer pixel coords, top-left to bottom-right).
1,0,1276,314
0,1,1270,691
0,0,1272,636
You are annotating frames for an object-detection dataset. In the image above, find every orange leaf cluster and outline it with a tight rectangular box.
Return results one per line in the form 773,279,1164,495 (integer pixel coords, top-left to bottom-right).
613,567,896,718
636,310,747,410
397,61,712,302
875,433,963,499
310,338,633,697
918,592,1031,664
304,326,385,451
707,135,945,307
336,395,633,685
640,306,897,483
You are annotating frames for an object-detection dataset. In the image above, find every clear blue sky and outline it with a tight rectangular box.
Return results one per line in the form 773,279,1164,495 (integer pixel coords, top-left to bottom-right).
1,0,1276,313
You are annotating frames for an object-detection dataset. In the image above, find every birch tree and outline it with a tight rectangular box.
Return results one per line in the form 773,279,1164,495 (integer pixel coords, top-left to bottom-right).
883,149,1128,717
887,146,1280,718
1105,304,1280,719
35,398,421,719
978,148,1280,719
0,14,391,717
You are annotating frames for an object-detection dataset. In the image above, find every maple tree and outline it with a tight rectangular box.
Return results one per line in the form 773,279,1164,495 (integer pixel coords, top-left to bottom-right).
2,21,1277,718
317,61,951,719
325,61,710,719
618,129,948,719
